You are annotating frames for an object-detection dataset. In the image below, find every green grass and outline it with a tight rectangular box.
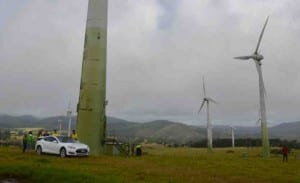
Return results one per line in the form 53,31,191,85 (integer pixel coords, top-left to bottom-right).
0,145,299,183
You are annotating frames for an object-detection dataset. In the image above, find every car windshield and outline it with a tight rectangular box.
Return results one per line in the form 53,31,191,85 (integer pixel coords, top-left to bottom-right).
57,136,76,143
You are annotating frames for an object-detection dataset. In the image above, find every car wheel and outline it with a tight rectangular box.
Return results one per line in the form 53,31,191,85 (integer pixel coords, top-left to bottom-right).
60,148,67,158
36,146,43,155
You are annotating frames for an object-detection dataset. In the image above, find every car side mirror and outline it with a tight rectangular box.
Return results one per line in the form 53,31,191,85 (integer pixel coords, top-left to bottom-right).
52,140,58,143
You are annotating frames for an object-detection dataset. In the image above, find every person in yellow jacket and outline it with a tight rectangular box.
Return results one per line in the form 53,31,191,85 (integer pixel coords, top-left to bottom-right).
71,129,78,140
52,129,59,137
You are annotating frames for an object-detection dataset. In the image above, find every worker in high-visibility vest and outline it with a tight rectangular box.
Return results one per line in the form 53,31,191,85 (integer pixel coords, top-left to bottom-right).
71,129,78,140
52,129,59,137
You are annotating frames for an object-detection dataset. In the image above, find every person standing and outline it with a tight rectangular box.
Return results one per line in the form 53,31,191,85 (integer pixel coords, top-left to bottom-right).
27,131,33,150
52,129,59,137
22,133,27,153
37,129,44,138
43,131,49,136
282,145,288,162
71,129,78,141
135,144,142,156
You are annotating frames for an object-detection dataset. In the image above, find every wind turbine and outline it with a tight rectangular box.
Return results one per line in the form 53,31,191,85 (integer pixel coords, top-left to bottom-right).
198,77,217,152
66,101,72,137
234,16,270,158
229,125,236,148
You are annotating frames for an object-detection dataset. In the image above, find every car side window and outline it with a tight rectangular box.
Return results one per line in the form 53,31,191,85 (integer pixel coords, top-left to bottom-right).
44,137,51,142
50,137,56,142
44,137,56,142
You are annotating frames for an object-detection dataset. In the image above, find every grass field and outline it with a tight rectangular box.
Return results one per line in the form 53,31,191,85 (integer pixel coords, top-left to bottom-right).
0,145,299,183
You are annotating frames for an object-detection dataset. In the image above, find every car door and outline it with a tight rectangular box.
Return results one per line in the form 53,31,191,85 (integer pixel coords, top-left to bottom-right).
42,137,52,153
47,136,60,154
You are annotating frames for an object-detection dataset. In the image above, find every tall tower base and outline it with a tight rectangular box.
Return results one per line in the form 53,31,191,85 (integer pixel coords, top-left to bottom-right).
77,0,108,155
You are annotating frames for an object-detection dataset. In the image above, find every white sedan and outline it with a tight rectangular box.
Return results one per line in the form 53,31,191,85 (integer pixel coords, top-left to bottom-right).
35,136,89,157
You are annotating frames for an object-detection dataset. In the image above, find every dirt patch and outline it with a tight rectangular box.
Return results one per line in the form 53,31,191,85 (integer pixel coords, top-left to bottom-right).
0,178,20,183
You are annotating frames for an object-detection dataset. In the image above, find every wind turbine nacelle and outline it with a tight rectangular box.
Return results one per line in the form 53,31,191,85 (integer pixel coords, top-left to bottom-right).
252,54,264,61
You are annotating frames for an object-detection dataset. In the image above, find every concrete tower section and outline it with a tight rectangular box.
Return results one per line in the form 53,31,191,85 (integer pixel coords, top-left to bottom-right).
77,0,108,155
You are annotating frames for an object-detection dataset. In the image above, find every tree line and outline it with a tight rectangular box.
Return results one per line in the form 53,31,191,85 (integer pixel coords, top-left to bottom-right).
0,129,10,140
188,138,300,149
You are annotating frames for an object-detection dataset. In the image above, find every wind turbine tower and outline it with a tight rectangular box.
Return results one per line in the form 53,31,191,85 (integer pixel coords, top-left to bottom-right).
234,16,270,158
77,0,108,155
198,77,217,152
66,102,72,137
229,126,236,148
58,119,62,135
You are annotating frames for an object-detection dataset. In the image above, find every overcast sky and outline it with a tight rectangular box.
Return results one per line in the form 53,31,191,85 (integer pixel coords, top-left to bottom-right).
1,0,300,126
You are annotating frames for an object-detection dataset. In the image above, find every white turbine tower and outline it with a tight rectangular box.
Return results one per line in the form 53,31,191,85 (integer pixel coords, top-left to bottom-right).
66,101,72,137
229,126,236,148
234,16,270,158
58,119,62,135
198,77,217,152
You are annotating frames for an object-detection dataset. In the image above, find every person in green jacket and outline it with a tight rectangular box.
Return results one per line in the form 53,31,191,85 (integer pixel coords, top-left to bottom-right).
27,131,33,150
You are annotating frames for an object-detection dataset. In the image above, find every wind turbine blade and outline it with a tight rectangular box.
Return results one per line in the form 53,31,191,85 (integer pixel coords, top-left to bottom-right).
207,98,218,104
202,76,206,97
230,125,236,130
198,100,206,114
68,100,71,110
234,56,252,60
254,16,269,54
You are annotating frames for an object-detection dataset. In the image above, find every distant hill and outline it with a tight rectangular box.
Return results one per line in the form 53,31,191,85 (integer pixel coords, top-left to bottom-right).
118,120,206,143
269,121,300,140
0,114,299,142
0,114,77,131
0,114,39,128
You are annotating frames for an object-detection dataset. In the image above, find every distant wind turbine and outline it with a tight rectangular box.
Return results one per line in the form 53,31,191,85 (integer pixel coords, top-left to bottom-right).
66,101,72,137
198,77,217,152
234,16,270,158
229,126,236,148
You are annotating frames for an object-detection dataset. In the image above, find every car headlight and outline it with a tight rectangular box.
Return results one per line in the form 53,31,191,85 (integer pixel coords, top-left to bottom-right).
67,146,76,149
